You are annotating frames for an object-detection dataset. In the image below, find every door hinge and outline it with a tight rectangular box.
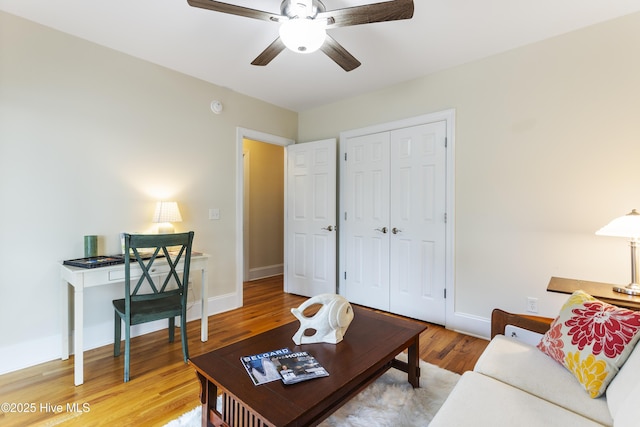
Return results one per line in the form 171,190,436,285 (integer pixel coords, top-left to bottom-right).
344,152,347,161
344,271,347,280
444,288,447,299
444,212,447,223
444,137,448,148
344,211,348,221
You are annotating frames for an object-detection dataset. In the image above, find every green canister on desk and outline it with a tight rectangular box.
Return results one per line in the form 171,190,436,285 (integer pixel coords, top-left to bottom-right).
84,235,98,257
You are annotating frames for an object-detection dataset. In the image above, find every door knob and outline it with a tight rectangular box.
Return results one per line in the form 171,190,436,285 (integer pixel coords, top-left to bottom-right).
321,225,334,232
392,227,402,234
375,227,388,234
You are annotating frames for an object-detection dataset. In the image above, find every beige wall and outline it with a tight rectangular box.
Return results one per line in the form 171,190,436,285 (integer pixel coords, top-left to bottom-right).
0,11,297,371
5,7,640,372
298,12,640,333
243,139,284,277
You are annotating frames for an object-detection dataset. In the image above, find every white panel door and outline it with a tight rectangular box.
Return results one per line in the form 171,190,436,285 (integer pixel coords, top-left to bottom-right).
285,139,337,297
343,132,391,310
389,122,447,324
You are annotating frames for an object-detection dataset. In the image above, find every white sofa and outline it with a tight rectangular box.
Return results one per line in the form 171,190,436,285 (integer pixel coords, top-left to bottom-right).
431,309,640,427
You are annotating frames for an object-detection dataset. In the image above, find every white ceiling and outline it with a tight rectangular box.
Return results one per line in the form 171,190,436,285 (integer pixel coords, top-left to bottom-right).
3,0,640,112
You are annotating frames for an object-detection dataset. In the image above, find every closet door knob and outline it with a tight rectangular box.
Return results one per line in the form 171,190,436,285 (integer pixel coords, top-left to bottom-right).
375,227,388,234
321,225,334,232
392,227,402,235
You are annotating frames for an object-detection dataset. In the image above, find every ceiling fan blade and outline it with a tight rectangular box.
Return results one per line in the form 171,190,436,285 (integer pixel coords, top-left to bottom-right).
318,0,414,29
320,35,361,72
187,0,283,23
251,37,286,66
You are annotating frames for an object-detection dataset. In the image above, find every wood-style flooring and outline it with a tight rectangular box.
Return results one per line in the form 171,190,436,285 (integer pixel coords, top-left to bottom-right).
0,276,488,426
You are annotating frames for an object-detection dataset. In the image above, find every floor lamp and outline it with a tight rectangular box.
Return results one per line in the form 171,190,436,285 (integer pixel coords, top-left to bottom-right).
596,209,640,296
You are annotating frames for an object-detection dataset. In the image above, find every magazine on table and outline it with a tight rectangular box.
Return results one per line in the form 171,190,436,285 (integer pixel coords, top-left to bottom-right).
271,351,330,385
241,347,291,385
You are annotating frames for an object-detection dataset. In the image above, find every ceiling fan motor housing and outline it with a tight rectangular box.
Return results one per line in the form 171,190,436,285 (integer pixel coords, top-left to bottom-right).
280,0,326,19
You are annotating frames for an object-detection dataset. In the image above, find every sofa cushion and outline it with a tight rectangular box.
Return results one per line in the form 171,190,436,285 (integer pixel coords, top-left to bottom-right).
606,336,640,420
537,290,640,398
475,335,612,426
613,381,640,427
430,371,605,427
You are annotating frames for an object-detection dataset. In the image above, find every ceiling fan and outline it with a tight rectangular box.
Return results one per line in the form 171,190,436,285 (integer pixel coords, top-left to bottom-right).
186,0,415,71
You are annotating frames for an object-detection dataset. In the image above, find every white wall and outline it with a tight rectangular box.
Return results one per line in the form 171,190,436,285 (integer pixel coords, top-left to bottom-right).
298,12,640,336
0,11,297,373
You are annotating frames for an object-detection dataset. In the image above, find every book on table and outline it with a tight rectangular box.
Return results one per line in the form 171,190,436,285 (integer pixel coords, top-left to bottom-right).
271,351,330,385
241,348,329,385
241,347,291,385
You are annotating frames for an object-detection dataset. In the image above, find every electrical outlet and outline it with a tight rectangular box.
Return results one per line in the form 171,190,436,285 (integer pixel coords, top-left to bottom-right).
526,297,539,313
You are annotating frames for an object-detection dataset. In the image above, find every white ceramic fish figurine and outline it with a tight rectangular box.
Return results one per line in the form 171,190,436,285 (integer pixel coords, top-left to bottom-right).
291,294,354,345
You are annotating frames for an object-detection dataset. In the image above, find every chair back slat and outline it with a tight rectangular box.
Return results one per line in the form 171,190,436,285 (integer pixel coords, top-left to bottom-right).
123,232,194,304
159,245,187,293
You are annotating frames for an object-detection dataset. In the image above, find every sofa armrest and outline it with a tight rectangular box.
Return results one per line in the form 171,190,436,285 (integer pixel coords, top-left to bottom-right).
490,309,554,339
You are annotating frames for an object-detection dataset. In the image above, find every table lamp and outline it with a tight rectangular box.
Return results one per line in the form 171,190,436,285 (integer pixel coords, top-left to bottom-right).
596,209,640,295
153,201,182,233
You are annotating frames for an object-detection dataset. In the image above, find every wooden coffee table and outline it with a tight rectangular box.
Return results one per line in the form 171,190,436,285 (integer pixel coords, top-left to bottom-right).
189,305,427,427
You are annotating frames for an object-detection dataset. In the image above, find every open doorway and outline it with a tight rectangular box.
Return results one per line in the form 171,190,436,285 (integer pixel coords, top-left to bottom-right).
243,139,285,281
235,128,294,307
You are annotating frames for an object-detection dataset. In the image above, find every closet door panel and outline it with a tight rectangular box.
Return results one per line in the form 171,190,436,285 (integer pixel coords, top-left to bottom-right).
344,132,390,311
389,122,447,324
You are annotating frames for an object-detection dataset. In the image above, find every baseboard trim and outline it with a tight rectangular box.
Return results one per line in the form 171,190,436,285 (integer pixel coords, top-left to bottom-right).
248,264,283,281
0,335,62,376
446,311,491,340
0,292,240,376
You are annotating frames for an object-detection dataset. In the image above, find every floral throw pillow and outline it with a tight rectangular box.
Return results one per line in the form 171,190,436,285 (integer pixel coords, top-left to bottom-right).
537,290,640,398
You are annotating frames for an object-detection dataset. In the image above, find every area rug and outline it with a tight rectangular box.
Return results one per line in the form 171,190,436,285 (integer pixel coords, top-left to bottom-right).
164,357,459,427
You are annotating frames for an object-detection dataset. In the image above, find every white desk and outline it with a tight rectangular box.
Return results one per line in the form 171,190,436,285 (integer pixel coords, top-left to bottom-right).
60,253,209,385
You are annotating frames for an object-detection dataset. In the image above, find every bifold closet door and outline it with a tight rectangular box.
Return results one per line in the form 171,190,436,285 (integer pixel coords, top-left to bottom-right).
388,122,447,324
343,120,447,323
343,132,391,311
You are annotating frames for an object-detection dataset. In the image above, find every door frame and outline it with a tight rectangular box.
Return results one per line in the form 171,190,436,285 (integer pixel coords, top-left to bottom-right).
236,127,294,307
338,109,456,324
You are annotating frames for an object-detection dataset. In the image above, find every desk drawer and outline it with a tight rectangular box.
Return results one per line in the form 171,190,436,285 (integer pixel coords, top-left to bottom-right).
108,264,173,281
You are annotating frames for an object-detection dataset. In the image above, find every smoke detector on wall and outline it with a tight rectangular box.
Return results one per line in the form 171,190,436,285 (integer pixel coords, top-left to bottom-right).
211,100,223,114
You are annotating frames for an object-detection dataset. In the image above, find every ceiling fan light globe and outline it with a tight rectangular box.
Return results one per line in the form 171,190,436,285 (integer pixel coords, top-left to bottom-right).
279,18,326,54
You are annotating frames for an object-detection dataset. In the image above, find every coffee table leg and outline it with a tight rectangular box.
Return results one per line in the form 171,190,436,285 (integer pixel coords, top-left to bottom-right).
407,336,420,388
197,373,227,427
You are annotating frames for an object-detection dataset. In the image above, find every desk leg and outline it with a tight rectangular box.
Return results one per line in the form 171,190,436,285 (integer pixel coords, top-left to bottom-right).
74,286,84,386
61,280,69,360
201,268,208,342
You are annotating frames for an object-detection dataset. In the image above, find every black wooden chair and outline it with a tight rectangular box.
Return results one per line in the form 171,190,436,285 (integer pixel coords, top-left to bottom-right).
113,231,194,382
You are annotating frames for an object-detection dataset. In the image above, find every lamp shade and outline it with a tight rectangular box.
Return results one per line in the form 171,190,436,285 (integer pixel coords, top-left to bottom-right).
152,201,182,223
596,209,640,238
279,18,326,54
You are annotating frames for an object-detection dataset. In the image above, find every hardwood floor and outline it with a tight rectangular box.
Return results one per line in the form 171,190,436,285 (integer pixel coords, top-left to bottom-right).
0,276,488,426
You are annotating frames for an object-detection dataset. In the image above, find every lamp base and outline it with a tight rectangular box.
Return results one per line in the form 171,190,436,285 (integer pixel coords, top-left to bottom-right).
613,284,640,296
157,223,175,234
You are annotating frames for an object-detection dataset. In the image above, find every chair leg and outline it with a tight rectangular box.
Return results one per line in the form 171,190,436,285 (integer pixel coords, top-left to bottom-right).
168,317,175,343
180,314,189,362
124,319,130,382
114,312,121,357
